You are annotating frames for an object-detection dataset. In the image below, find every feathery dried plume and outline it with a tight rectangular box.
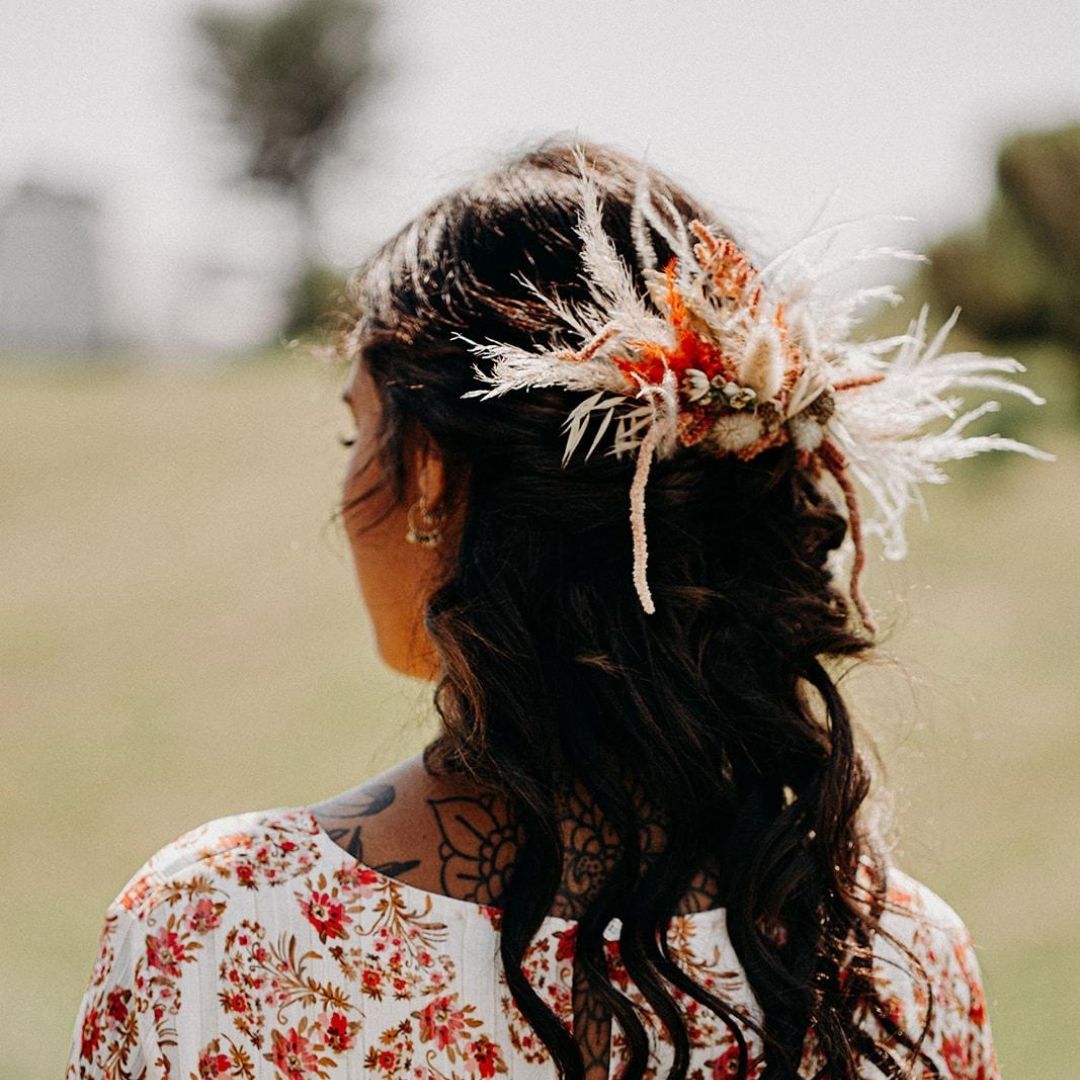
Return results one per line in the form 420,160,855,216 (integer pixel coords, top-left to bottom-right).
458,152,1053,624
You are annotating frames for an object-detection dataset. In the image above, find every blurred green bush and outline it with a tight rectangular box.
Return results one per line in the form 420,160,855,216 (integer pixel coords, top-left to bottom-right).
927,122,1080,355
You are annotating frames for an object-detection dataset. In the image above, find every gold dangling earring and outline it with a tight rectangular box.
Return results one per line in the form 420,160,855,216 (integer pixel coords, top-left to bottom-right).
405,494,445,547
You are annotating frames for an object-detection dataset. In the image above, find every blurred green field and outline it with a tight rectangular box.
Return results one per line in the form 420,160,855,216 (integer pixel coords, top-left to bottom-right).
2,352,1078,1078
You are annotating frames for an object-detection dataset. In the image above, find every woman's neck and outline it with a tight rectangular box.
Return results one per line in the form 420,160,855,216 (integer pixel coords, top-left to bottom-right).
308,750,722,918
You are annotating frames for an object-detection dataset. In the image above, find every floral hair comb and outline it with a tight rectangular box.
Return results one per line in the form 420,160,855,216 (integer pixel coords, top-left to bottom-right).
457,149,1052,629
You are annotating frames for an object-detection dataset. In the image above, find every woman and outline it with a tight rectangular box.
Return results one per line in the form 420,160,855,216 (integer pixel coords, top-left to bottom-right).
68,140,1036,1080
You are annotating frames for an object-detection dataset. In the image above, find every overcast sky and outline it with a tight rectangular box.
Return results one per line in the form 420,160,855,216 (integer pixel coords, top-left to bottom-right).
2,0,1078,352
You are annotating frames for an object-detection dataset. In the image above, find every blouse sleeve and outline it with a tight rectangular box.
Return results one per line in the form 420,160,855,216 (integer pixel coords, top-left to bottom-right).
65,893,156,1079
877,869,1000,1079
937,917,999,1079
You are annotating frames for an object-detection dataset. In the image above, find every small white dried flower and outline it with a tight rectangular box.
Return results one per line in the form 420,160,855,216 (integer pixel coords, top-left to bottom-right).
788,413,826,453
710,414,764,453
722,383,758,410
682,368,712,403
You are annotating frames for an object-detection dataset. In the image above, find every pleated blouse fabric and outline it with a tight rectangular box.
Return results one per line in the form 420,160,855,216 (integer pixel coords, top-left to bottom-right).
66,806,998,1079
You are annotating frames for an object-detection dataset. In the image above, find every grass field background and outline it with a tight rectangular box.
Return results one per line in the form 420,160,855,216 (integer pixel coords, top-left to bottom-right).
3,349,1077,1078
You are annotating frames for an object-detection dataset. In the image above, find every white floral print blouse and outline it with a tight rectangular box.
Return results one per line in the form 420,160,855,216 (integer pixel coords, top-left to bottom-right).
66,806,999,1079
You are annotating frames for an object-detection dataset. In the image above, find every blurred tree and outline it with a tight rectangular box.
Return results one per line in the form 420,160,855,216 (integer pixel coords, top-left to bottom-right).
195,0,378,334
283,263,349,340
927,122,1080,352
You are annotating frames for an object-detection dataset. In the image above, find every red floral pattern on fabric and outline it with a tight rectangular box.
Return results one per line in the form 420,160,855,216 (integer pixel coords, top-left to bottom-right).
66,807,999,1079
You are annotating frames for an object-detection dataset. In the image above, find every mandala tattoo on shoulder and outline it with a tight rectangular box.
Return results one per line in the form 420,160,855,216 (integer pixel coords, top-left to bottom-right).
428,793,523,906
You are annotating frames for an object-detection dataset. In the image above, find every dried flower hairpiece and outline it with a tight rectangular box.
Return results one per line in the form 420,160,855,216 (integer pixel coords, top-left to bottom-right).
457,149,1052,629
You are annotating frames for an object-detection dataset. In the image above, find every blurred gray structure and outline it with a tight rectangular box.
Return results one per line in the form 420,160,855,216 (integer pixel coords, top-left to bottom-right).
0,181,104,354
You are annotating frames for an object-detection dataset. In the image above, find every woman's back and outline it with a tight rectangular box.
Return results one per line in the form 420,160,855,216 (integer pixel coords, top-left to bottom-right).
67,799,996,1079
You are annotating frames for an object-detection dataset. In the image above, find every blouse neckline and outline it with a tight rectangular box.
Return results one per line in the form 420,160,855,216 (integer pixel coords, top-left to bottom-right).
298,804,728,935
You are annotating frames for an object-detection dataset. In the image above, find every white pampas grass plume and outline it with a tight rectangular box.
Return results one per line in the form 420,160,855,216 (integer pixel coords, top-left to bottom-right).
828,303,1055,561
631,164,658,271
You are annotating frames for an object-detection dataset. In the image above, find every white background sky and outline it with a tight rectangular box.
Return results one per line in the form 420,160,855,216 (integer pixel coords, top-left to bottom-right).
2,0,1078,353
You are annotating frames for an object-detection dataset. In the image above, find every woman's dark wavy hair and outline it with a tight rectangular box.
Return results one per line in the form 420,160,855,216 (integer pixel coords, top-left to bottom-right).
331,140,937,1079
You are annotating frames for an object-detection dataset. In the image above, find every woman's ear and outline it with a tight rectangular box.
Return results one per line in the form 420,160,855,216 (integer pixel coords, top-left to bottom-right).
408,421,450,510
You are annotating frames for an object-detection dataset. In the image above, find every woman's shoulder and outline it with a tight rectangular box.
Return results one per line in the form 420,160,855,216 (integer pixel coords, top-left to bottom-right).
101,803,339,937
874,862,987,981
877,864,972,937
860,862,997,1075
68,807,315,1076
107,804,328,921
